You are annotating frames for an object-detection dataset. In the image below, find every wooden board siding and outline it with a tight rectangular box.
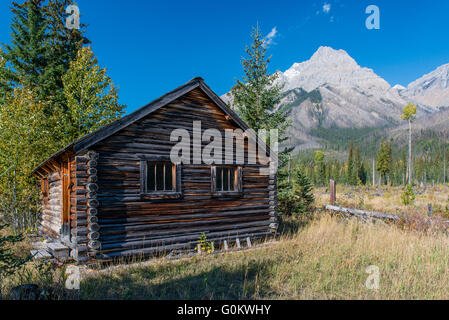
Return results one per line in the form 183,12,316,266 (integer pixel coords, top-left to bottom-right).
90,88,277,259
39,171,62,239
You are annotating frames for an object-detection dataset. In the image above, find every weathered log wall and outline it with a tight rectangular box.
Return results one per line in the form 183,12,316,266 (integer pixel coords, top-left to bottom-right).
39,171,62,239
89,88,277,259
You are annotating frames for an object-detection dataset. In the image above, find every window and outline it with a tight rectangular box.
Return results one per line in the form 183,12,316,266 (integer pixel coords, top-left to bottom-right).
211,166,242,196
147,162,174,192
140,161,181,199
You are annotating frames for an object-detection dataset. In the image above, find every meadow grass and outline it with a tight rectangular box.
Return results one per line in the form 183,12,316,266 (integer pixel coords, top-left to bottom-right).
78,215,449,300
315,185,449,218
2,184,449,300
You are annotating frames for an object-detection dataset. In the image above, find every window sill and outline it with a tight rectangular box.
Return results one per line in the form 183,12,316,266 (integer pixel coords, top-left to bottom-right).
140,192,183,200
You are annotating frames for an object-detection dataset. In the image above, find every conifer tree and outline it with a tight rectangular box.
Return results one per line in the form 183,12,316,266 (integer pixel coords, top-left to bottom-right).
277,168,295,216
354,147,367,185
347,141,356,185
359,162,368,185
1,0,49,93
1,0,90,110
377,140,393,185
43,0,90,102
231,25,291,162
0,49,12,105
278,166,314,216
293,167,315,214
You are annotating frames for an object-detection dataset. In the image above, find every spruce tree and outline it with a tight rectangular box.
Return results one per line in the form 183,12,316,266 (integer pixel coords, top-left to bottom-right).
377,140,393,185
278,166,314,216
43,0,90,102
231,25,291,162
354,146,361,185
1,0,90,112
1,0,49,93
347,141,355,185
359,162,368,185
0,49,12,105
277,168,295,216
293,167,315,214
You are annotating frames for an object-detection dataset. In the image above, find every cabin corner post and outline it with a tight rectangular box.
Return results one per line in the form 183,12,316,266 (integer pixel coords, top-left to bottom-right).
269,171,278,234
70,152,92,262
86,151,100,258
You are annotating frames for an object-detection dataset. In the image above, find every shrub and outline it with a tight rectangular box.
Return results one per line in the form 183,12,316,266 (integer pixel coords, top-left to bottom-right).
0,224,31,298
401,184,416,206
278,167,315,216
195,233,214,254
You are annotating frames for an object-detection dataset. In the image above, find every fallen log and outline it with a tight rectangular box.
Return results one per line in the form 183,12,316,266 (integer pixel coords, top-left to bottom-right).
324,205,399,221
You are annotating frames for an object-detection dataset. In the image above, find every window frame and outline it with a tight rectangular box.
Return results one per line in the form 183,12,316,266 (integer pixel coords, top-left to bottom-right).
140,160,182,200
211,165,243,197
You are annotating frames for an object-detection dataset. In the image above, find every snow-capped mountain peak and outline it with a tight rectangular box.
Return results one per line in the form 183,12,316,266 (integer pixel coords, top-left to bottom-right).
222,46,446,150
278,46,391,92
392,84,406,91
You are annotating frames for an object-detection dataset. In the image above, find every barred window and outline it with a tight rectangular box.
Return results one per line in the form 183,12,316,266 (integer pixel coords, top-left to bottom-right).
211,166,242,196
140,161,181,199
147,162,175,192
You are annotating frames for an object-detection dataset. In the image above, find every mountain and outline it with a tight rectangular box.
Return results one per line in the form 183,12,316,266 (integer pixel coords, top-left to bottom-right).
222,46,446,151
400,63,449,109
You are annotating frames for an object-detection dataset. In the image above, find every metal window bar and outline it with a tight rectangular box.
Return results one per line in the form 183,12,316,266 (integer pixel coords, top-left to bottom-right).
216,167,237,192
149,162,174,192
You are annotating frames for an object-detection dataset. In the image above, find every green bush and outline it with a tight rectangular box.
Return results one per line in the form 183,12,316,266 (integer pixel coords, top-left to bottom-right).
401,184,416,206
278,167,315,216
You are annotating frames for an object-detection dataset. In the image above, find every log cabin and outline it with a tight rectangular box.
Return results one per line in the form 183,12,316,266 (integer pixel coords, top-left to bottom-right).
31,77,278,262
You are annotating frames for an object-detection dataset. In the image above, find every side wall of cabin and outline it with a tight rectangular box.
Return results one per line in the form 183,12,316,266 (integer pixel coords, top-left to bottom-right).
87,89,278,260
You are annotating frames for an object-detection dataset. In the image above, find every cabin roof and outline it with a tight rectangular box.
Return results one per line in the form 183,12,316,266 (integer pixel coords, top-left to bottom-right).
32,77,278,177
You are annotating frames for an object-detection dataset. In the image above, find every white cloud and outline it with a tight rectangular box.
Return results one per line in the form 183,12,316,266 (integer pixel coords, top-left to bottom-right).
264,26,278,47
323,3,331,14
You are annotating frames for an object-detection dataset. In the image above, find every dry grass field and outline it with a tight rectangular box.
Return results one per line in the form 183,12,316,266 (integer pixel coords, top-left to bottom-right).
315,184,449,218
2,185,449,300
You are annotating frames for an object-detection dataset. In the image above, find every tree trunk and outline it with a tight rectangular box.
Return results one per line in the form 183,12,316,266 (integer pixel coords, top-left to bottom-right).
408,119,412,184
444,143,446,184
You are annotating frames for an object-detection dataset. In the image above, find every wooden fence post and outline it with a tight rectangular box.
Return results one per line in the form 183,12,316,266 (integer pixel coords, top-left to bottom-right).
330,180,336,206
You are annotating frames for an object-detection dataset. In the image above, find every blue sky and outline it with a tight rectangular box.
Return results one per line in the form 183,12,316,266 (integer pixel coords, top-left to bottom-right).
1,0,448,113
